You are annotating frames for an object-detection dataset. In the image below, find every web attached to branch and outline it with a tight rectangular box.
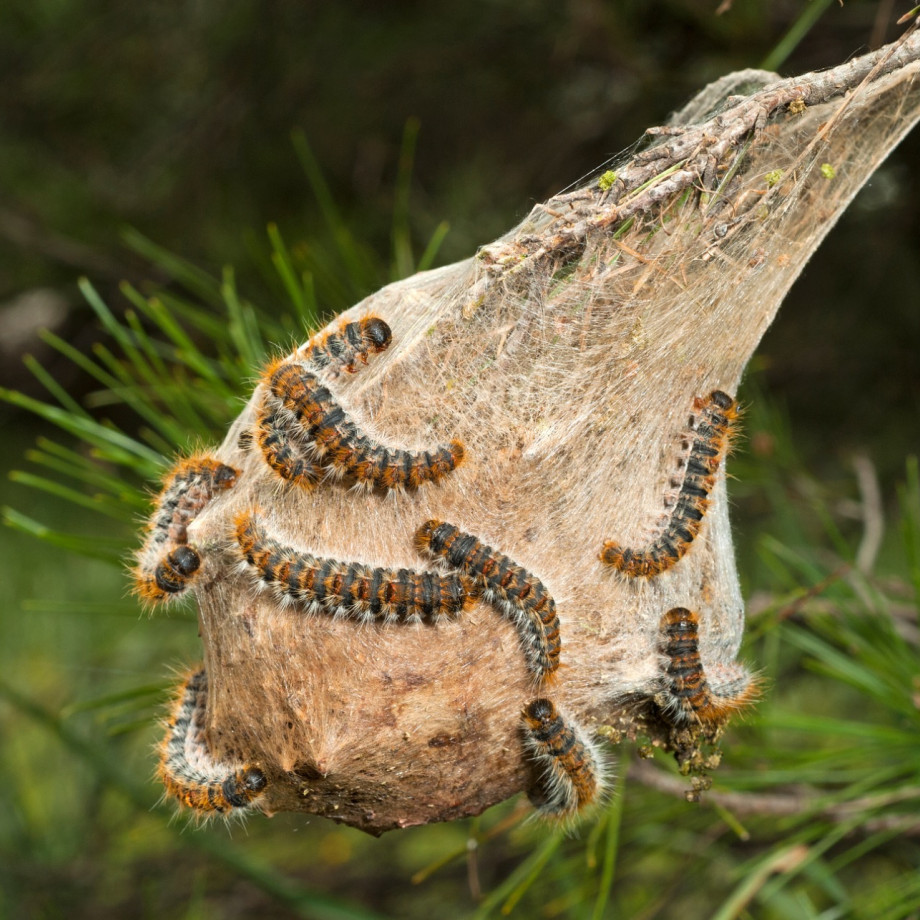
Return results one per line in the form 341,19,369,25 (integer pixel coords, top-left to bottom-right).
172,26,920,832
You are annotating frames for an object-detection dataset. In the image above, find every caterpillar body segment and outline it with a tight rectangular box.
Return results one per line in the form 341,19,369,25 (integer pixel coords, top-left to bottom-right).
159,668,267,817
133,455,239,604
521,698,605,820
235,511,473,623
256,402,322,489
145,456,239,550
600,390,739,578
658,607,758,727
415,520,560,682
329,438,466,491
270,364,465,490
264,359,328,428
253,315,391,487
268,367,364,462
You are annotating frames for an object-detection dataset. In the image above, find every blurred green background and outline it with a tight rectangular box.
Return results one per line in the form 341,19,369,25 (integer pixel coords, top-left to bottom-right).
2,1,920,918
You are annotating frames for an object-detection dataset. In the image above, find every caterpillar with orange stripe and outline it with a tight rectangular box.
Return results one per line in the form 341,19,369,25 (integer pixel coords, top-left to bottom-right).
302,315,392,375
414,520,561,683
133,455,239,604
600,390,739,578
158,668,267,817
253,316,391,490
521,698,605,820
235,511,473,622
256,316,465,491
657,607,759,728
256,406,322,489
267,362,465,491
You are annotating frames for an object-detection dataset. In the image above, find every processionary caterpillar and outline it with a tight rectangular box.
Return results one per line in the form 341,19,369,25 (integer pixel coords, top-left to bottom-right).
257,316,464,491
521,698,605,819
301,315,392,375
158,668,267,816
658,607,758,727
235,511,474,623
600,390,739,578
415,520,561,682
256,406,322,489
133,455,238,603
254,316,391,489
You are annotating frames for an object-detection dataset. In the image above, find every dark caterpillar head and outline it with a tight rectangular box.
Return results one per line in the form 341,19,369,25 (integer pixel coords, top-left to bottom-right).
709,390,734,410
242,767,268,794
222,767,268,808
213,463,239,489
362,317,392,353
523,698,558,728
169,544,202,577
153,545,202,593
414,519,445,554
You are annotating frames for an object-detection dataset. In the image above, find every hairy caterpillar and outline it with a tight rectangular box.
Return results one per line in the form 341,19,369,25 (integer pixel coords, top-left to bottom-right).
158,668,267,816
258,317,464,491
256,406,322,489
133,455,238,603
235,511,474,622
521,698,605,819
328,437,465,491
415,520,561,682
269,363,465,490
658,607,758,727
301,315,392,375
600,390,739,578
254,316,392,489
